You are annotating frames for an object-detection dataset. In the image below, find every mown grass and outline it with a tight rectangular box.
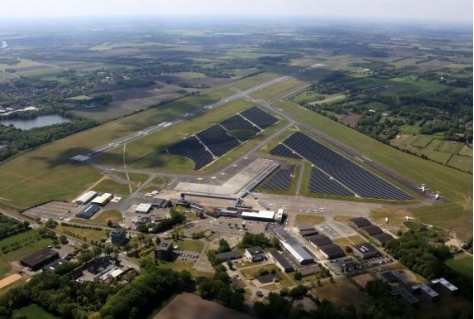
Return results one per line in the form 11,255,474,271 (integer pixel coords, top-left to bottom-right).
93,178,131,195
446,254,473,279
251,77,309,102
173,240,204,253
70,209,123,227
418,149,452,164
458,145,473,157
409,203,472,241
294,214,325,226
17,304,59,319
447,155,473,172
56,225,107,242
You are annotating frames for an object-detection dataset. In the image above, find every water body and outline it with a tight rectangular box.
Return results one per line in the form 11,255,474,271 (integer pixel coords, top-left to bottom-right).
1,41,7,49
0,115,70,130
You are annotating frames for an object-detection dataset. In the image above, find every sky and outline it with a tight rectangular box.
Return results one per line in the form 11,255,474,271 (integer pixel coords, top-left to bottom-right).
2,0,472,24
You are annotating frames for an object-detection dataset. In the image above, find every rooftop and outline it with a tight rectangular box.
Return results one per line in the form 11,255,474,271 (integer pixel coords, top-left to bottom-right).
353,243,378,254
307,234,332,246
297,222,315,231
360,224,383,236
21,247,59,267
349,217,371,227
246,246,264,255
431,277,458,292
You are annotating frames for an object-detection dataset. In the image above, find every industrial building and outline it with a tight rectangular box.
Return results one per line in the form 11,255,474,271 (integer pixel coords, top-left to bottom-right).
21,248,60,271
273,227,292,242
431,278,458,296
111,228,127,245
75,204,100,219
318,244,345,260
360,224,383,237
241,210,275,222
280,240,314,265
352,243,379,260
412,284,440,302
306,234,332,248
348,217,371,229
135,203,152,214
155,241,174,261
275,208,284,224
215,250,242,262
391,289,419,307
91,193,113,206
73,191,97,205
268,249,294,273
245,246,265,262
300,229,318,237
43,258,67,273
381,271,400,283
371,232,394,246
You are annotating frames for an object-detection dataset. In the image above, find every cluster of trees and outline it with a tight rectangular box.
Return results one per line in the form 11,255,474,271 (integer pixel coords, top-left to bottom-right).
385,225,473,299
385,225,451,279
195,264,244,311
0,271,119,319
99,267,193,319
0,213,29,239
137,208,185,233
239,232,280,249
0,117,98,161
207,239,232,266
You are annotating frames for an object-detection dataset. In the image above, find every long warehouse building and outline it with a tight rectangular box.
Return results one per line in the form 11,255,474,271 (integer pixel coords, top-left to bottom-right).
280,240,314,265
73,191,97,205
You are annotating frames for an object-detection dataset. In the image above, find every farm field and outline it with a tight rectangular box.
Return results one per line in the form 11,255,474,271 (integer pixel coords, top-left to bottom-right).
153,293,255,319
447,155,473,172
0,230,54,277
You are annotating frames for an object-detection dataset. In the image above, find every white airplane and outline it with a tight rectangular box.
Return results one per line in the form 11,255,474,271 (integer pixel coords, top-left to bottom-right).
433,192,442,200
404,216,416,221
418,184,429,192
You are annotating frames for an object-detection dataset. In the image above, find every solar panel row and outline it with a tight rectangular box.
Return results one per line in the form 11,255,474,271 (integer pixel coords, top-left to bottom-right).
261,165,295,191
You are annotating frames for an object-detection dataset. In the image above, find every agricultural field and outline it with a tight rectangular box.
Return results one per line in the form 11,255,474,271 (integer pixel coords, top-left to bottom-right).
447,154,473,172
250,77,309,102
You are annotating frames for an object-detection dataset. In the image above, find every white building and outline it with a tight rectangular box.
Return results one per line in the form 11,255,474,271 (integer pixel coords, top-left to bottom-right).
241,210,275,222
91,193,113,206
73,191,97,205
135,203,152,214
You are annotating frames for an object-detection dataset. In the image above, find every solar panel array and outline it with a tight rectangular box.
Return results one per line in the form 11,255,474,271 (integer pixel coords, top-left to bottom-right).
159,136,213,170
270,132,412,200
240,106,278,129
269,144,302,159
261,165,295,191
162,107,277,170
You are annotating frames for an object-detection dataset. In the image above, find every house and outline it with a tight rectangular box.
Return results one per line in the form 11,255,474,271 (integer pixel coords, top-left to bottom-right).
155,241,174,261
245,246,265,262
111,228,127,245
411,284,440,302
231,276,245,293
431,278,458,296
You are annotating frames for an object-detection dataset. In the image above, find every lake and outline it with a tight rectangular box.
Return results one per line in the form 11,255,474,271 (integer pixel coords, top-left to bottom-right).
0,115,70,130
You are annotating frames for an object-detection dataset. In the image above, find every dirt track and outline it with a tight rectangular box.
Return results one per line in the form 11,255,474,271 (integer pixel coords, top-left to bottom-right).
0,273,22,290
154,293,255,319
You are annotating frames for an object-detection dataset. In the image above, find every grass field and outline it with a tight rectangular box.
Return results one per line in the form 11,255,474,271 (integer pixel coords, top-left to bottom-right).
56,225,107,242
411,135,433,148
427,139,465,154
310,278,371,307
294,214,325,226
409,203,472,241
446,254,473,279
251,77,309,102
447,155,473,172
70,209,123,227
17,304,59,319
174,240,204,253
93,178,131,195
0,230,54,277
458,145,473,157
418,149,452,164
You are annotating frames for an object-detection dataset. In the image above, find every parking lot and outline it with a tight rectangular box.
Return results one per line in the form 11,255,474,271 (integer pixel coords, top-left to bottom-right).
23,201,81,221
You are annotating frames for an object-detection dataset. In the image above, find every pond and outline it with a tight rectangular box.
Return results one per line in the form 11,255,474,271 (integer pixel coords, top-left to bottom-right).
0,115,70,130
